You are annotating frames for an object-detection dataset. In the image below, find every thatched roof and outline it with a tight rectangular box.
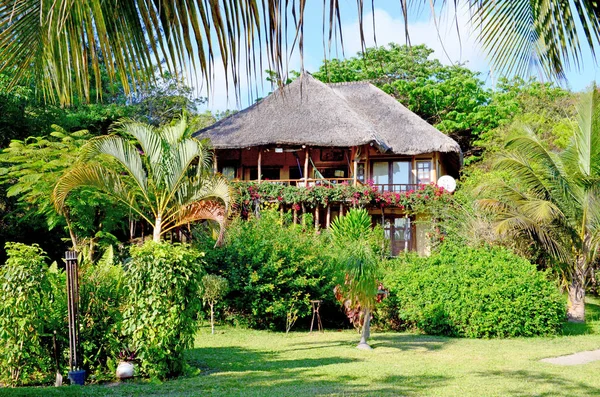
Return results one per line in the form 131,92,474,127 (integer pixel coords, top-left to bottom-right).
195,73,462,166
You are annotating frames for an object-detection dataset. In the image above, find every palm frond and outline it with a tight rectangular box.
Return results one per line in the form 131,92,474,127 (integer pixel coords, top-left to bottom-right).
79,135,148,197
469,0,600,80
52,163,151,223
167,200,228,247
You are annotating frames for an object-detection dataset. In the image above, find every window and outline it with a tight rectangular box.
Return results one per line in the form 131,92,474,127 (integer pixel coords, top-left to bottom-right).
221,166,236,180
382,216,414,255
250,167,281,180
372,160,412,191
416,160,432,184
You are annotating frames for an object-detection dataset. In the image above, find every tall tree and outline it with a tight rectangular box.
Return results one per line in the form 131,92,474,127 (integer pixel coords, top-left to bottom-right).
0,1,598,105
330,208,381,349
52,117,232,244
478,88,600,322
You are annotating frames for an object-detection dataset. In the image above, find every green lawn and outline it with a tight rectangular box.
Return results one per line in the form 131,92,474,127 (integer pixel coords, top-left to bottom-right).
5,301,600,396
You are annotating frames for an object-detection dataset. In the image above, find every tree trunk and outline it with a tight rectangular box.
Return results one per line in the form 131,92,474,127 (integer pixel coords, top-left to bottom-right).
357,307,372,350
568,256,586,322
210,302,215,334
153,216,162,242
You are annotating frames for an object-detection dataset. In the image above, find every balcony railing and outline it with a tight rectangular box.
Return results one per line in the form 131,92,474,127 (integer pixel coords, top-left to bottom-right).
373,184,421,192
253,178,359,187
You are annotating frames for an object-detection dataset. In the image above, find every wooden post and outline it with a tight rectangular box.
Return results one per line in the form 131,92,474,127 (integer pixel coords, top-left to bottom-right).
293,207,298,224
411,156,416,184
302,203,306,226
213,152,218,174
351,147,358,186
339,203,344,218
432,152,439,183
315,205,320,230
304,147,309,187
258,148,262,183
326,205,331,228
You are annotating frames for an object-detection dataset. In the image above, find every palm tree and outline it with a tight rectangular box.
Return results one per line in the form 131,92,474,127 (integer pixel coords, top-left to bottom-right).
478,88,600,322
52,117,232,244
0,1,598,105
330,208,381,349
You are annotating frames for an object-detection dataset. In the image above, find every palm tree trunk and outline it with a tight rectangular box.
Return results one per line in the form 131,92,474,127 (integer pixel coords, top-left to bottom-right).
357,307,372,350
567,256,586,322
153,216,162,242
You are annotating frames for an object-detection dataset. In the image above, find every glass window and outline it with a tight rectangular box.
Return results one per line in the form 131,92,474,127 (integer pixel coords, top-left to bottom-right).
357,163,365,183
416,160,432,184
392,161,411,191
373,162,389,186
222,166,236,180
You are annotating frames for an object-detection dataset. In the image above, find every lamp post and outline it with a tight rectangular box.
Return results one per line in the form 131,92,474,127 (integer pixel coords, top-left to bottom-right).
65,251,85,385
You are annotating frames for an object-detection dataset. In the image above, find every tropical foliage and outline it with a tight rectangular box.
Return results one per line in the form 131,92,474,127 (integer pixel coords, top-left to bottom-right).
122,242,205,378
198,209,339,330
379,245,565,337
477,88,600,322
330,208,382,348
52,118,232,243
201,274,229,335
235,181,451,215
0,243,64,385
0,1,598,105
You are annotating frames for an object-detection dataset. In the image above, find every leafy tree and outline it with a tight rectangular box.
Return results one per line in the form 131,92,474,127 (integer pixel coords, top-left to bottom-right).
478,88,600,322
0,126,129,258
330,208,381,349
0,1,596,104
52,117,232,242
201,274,229,334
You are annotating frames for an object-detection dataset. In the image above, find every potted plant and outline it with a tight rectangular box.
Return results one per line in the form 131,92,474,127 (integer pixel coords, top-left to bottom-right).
116,348,136,380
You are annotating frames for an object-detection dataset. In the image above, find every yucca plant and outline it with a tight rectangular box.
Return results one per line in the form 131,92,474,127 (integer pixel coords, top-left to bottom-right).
478,87,600,322
52,117,232,244
330,208,380,349
1,1,599,105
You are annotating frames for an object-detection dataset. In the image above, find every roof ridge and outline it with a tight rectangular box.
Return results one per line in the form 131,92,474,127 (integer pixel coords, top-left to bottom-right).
325,80,373,87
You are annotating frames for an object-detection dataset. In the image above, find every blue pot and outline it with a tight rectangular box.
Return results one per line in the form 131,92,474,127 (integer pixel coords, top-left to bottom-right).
68,369,86,385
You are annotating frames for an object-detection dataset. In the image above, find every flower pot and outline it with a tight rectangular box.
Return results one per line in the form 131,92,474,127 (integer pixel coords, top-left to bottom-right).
116,361,134,380
67,369,86,385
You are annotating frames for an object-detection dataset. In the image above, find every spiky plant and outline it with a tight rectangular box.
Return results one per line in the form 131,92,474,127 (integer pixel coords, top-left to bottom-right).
1,1,599,105
478,88,600,322
330,208,380,349
53,117,232,244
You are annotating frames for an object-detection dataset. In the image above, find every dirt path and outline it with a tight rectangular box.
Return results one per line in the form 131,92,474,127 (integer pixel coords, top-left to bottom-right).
541,349,600,365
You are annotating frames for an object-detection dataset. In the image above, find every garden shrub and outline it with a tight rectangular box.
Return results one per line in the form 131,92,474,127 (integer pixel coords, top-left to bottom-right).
78,248,126,376
122,242,205,378
378,245,565,337
198,209,340,330
0,243,65,385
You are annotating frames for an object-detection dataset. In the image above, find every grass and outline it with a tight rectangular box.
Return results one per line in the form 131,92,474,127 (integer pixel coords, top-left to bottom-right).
5,299,600,396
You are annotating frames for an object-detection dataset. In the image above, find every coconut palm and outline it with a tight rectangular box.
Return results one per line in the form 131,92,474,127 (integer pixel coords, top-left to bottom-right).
330,208,381,349
0,1,598,105
478,88,600,322
52,117,232,244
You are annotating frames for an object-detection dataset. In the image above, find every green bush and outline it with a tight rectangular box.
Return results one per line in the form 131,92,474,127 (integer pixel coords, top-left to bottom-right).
198,209,339,330
122,242,205,378
0,243,65,385
79,249,126,376
378,245,565,337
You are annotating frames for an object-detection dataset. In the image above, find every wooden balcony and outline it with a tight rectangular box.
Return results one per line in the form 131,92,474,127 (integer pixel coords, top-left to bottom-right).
252,178,358,187
373,184,421,192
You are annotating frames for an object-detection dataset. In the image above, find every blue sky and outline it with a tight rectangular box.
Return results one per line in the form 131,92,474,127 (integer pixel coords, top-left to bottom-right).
197,2,599,111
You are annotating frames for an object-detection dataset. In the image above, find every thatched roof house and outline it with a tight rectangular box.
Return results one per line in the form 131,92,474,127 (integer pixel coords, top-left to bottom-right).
195,72,462,171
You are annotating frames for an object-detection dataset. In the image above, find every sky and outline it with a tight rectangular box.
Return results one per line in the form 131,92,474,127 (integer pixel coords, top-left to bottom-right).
196,2,599,112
